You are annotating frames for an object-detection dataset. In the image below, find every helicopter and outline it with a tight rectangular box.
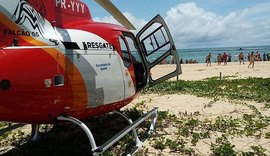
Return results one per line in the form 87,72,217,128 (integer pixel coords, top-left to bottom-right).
0,0,181,154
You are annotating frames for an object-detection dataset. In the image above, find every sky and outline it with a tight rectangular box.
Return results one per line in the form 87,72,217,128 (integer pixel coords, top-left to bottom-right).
82,0,270,49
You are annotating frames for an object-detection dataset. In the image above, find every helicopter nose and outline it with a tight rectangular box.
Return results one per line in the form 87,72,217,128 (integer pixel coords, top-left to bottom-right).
0,49,13,117
0,50,11,91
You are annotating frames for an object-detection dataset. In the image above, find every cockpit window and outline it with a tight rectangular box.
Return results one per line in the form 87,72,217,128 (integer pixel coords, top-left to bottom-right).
124,36,139,63
119,36,131,67
121,33,147,91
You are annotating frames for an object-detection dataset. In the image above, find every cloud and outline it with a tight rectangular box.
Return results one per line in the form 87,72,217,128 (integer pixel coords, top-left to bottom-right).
164,2,270,48
92,2,270,48
93,12,147,32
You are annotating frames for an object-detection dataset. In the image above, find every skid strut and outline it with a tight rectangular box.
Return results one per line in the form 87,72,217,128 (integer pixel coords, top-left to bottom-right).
57,107,158,156
31,124,40,141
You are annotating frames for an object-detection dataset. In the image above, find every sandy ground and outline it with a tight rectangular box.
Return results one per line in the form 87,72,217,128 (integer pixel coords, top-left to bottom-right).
155,61,270,81
128,61,270,155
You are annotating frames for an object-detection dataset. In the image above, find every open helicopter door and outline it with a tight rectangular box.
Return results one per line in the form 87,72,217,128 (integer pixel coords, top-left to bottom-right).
136,15,182,86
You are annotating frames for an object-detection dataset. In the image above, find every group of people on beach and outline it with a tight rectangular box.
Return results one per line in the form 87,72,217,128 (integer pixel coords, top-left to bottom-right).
206,52,231,66
206,51,270,68
160,51,269,68
239,51,270,68
184,59,198,64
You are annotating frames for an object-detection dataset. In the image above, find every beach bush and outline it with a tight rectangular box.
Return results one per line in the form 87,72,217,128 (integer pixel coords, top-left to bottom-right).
210,135,237,156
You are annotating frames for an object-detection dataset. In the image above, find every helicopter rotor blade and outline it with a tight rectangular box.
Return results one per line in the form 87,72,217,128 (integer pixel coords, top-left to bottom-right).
94,0,136,30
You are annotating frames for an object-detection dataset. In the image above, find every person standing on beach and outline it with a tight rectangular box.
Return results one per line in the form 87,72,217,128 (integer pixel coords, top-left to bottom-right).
206,52,212,66
223,52,228,65
255,51,260,61
248,51,255,68
217,54,222,65
170,55,175,64
247,53,251,62
239,52,245,65
263,53,266,61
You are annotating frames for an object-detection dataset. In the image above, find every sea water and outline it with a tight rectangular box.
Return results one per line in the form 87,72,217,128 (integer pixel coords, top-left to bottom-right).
178,45,270,63
131,45,270,64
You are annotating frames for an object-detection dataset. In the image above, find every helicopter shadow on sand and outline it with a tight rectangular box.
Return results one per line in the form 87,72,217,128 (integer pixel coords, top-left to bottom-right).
2,111,147,156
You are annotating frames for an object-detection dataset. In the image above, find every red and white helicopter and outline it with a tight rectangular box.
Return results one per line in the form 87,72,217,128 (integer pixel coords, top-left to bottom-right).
0,0,181,154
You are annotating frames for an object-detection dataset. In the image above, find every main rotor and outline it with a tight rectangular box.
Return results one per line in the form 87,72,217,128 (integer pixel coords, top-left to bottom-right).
94,0,136,30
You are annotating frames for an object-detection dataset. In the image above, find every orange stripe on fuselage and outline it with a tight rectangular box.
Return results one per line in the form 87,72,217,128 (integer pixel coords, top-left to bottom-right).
45,48,88,111
0,13,88,111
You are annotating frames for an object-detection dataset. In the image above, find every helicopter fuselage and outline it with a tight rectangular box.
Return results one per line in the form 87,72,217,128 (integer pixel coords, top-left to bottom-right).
0,0,181,124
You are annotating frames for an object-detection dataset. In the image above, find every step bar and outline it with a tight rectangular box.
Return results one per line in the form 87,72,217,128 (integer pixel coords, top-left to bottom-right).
0,123,26,136
57,107,158,156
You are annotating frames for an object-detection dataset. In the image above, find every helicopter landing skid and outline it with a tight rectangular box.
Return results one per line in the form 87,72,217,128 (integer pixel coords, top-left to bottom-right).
57,107,158,156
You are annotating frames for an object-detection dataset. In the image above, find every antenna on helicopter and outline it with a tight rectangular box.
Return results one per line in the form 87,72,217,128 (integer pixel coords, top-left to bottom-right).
94,0,136,30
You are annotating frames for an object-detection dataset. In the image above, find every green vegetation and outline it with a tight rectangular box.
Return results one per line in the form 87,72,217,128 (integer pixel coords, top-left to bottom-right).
142,77,270,155
144,77,270,103
211,135,237,156
0,122,9,128
147,109,270,155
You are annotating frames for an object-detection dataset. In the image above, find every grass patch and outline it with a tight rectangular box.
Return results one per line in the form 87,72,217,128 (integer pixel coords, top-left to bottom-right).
143,77,270,103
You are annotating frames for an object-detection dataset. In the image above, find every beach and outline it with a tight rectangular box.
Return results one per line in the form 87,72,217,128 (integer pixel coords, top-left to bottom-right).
128,61,270,155
158,61,270,81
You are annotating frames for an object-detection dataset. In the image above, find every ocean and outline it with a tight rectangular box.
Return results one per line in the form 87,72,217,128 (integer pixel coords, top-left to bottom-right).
178,45,270,64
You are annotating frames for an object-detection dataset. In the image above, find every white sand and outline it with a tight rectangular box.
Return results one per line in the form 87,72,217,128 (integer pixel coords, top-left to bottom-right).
157,61,270,81
128,61,270,155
